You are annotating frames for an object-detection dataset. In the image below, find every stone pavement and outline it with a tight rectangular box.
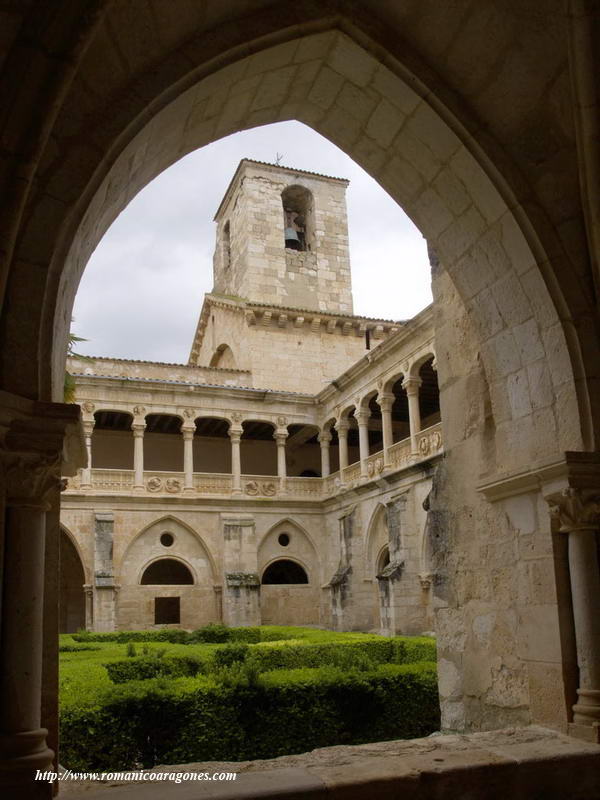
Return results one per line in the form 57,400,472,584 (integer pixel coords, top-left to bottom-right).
63,726,600,799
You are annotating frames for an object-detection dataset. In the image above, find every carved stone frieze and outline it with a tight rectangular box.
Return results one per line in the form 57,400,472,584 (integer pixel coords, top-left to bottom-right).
245,480,277,496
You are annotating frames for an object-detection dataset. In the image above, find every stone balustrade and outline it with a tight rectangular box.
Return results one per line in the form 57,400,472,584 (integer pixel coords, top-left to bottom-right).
65,423,443,500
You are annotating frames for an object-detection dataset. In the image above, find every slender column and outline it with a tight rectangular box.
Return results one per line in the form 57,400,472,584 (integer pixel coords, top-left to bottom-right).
83,584,94,631
402,377,422,455
318,430,331,477
182,426,195,493
274,428,288,493
80,419,94,488
356,409,371,478
229,427,242,495
132,421,145,491
378,392,394,468
336,419,349,476
547,488,600,729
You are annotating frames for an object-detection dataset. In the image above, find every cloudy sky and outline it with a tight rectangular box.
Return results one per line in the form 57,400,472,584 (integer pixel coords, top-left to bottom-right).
72,121,432,363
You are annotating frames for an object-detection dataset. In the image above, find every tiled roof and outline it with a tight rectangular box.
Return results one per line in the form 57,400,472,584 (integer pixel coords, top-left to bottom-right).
68,355,249,373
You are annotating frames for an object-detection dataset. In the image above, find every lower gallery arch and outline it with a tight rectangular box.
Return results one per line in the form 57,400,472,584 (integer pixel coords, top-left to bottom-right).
59,527,86,633
118,518,219,630
258,520,320,626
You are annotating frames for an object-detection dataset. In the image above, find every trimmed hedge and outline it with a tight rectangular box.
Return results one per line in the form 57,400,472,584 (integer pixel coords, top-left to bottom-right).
105,655,206,684
103,637,436,684
59,643,102,652
72,624,261,645
61,662,439,770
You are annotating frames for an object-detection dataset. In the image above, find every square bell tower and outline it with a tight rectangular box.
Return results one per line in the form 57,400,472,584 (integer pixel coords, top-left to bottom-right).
212,159,353,314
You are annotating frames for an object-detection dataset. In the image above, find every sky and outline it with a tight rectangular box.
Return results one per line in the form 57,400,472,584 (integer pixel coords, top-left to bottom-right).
72,121,432,363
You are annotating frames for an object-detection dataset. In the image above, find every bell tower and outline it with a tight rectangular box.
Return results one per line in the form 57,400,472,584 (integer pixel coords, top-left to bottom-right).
212,159,353,314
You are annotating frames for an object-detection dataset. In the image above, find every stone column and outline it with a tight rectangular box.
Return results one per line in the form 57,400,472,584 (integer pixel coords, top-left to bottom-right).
83,584,94,631
318,430,331,477
336,419,349,475
182,426,195,493
0,399,84,799
0,454,61,797
378,392,394,468
132,421,145,491
356,409,371,479
229,427,242,496
274,428,287,493
402,377,422,455
80,419,94,488
547,488,600,733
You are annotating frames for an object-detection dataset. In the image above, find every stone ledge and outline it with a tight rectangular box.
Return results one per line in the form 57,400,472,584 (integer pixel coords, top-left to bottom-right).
63,726,600,799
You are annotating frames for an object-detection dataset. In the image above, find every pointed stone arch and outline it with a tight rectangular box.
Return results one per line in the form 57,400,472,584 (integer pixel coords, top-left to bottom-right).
59,525,87,633
118,515,220,630
365,502,389,577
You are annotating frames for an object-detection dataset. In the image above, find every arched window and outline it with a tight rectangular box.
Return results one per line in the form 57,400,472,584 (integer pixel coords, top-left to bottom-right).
282,185,313,251
140,559,194,585
262,559,309,585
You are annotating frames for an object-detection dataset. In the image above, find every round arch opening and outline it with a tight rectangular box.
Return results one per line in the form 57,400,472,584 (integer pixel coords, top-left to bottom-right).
261,559,309,585
140,559,194,585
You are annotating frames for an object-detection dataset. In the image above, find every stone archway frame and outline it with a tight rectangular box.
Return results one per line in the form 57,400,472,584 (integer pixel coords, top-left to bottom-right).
119,514,219,586
59,522,91,585
257,517,319,582
36,28,588,466
364,502,389,576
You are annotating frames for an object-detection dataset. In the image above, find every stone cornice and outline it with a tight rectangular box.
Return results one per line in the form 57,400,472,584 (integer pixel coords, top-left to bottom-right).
477,451,600,503
188,293,409,365
71,374,318,406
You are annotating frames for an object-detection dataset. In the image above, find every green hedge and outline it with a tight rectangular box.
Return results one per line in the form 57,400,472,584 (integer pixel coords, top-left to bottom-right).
59,643,102,652
72,624,261,645
61,662,439,770
105,655,206,684
103,638,436,684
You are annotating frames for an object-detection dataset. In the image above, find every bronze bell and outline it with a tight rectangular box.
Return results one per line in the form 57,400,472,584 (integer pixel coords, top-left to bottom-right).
284,227,301,250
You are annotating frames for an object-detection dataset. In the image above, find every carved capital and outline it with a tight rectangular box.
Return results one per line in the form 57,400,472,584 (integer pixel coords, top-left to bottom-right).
131,423,145,437
402,376,422,395
228,427,242,444
546,488,600,533
377,392,394,413
273,428,288,443
318,430,332,445
181,426,195,440
335,419,350,435
2,450,62,509
355,410,371,426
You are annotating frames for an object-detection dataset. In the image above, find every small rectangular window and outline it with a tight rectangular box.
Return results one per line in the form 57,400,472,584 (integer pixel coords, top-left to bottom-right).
154,596,180,625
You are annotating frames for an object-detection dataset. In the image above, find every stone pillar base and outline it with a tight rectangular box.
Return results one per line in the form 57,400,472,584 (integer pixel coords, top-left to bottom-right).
569,721,600,744
573,688,600,726
0,728,54,796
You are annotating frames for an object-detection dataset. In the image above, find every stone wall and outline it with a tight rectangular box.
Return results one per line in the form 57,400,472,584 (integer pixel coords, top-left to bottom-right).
213,160,353,314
